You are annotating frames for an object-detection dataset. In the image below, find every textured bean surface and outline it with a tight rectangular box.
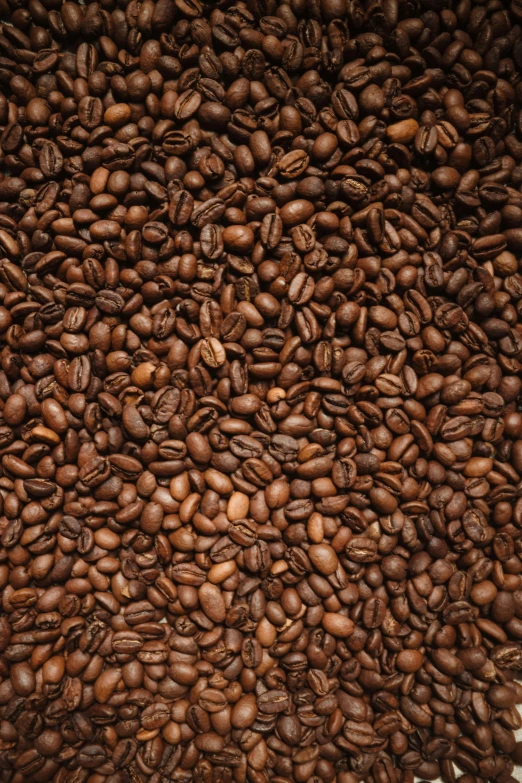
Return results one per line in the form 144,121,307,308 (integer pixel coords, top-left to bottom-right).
2,1,522,783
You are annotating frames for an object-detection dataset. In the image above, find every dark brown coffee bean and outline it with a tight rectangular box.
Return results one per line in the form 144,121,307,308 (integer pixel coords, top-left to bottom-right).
1,2,522,780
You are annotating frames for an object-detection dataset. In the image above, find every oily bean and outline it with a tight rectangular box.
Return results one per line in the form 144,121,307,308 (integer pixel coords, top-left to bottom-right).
0,2,522,781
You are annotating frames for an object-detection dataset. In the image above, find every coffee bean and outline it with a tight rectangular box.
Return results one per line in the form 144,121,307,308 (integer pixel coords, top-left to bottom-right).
2,3,522,782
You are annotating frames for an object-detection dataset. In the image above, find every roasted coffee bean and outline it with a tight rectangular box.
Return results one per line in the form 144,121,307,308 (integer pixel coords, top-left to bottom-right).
2,2,522,782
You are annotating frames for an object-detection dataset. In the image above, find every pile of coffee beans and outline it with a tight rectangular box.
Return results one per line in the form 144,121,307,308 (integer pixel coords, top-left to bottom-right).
3,0,522,781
